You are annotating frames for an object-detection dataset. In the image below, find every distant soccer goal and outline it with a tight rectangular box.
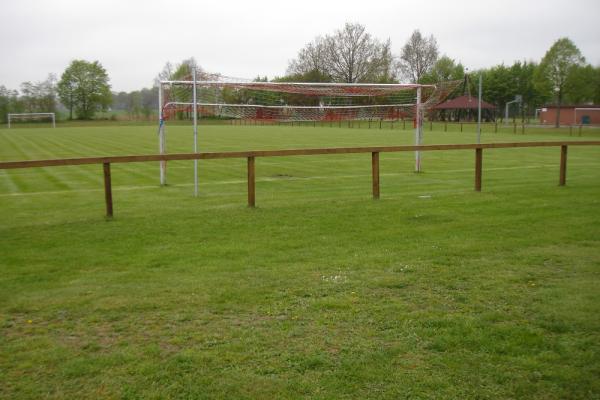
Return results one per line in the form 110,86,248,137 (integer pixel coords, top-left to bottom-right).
157,72,459,190
7,113,56,128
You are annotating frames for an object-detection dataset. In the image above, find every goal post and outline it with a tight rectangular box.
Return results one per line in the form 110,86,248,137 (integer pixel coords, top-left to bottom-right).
157,75,459,187
7,113,56,128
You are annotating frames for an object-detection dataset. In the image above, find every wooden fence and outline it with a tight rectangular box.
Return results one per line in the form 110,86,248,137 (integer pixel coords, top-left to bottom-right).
1,141,599,218
232,118,599,136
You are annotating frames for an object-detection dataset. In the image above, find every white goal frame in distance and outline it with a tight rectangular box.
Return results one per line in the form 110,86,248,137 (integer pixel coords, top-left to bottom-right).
8,113,56,128
157,78,427,193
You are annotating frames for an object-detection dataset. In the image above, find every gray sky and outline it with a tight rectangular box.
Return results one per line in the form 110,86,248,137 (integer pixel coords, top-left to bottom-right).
1,0,599,92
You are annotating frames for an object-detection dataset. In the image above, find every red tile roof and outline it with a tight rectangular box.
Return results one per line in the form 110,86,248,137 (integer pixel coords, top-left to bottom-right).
433,95,495,110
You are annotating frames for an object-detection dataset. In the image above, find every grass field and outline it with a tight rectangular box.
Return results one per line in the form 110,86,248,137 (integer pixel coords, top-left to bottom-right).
1,122,600,399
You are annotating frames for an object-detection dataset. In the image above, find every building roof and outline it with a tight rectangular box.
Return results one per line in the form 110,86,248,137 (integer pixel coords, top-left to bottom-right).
433,95,495,110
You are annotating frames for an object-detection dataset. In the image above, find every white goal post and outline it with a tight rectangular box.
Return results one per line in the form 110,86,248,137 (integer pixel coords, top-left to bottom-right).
7,113,56,128
157,73,458,192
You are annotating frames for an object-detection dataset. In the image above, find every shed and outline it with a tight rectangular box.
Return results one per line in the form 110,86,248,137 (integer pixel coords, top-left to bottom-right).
432,95,496,122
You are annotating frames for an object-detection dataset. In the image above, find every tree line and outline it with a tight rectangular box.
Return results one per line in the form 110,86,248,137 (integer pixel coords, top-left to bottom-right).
1,23,599,125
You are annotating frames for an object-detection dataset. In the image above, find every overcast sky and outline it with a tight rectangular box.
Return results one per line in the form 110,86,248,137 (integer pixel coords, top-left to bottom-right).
1,0,599,92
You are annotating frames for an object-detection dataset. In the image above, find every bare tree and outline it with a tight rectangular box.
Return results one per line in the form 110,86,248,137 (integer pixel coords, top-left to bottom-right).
325,23,390,83
286,23,395,83
156,58,220,85
398,30,439,83
287,36,329,79
20,74,57,113
155,62,175,86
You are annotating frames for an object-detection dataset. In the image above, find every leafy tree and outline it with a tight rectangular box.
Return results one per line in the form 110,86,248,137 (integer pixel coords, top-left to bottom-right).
0,86,23,124
562,64,597,104
420,56,464,84
535,38,585,127
594,66,600,104
510,61,544,121
398,30,439,83
480,64,515,112
140,87,157,119
57,60,111,119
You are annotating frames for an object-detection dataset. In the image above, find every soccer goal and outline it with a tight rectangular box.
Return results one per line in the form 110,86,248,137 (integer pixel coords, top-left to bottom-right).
158,71,458,192
7,113,56,128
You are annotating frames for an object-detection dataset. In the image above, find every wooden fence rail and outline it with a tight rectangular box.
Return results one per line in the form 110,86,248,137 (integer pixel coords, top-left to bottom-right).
1,141,599,218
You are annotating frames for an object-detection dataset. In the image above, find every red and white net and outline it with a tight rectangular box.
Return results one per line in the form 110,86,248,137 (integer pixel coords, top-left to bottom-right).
160,75,459,123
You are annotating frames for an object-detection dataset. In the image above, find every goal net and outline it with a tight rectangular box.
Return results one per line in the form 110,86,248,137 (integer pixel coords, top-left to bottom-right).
7,113,56,128
157,72,460,187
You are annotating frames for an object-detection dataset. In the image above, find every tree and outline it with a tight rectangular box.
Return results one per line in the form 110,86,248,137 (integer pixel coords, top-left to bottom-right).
325,23,393,83
286,23,395,83
480,65,515,113
562,64,596,104
535,38,585,127
420,56,464,84
57,60,111,119
19,74,57,113
510,61,545,121
286,36,331,81
0,86,23,124
398,30,439,83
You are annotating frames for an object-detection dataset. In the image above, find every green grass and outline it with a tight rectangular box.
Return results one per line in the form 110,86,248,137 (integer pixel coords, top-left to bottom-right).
1,123,600,399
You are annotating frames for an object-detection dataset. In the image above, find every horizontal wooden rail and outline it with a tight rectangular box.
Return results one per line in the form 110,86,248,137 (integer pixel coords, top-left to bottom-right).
1,141,599,170
1,141,599,218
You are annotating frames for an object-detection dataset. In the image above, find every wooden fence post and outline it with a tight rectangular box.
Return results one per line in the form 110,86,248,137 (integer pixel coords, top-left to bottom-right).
372,152,380,199
475,148,483,192
247,156,255,207
559,145,567,186
103,162,113,218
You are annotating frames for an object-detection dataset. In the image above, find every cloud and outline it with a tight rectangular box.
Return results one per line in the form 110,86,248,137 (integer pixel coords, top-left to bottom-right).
1,0,599,91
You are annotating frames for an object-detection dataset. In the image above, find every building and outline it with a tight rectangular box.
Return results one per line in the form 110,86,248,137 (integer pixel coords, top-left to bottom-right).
539,105,600,126
431,95,496,122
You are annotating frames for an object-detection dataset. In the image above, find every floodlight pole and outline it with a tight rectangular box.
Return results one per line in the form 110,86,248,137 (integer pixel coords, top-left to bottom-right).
193,67,199,197
477,74,482,144
415,86,422,172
